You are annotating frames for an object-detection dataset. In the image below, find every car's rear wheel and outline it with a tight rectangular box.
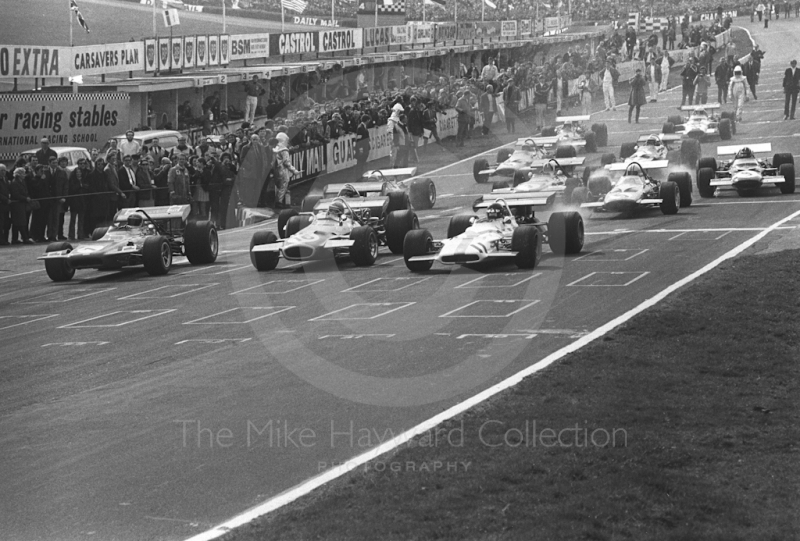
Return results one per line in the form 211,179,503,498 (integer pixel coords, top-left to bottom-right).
773,152,795,171
697,157,718,176
571,187,588,205
564,177,582,204
90,227,108,241
584,131,597,153
555,145,577,159
719,118,732,140
600,153,616,166
541,126,556,137
44,242,75,282
349,226,378,266
184,220,219,264
447,214,477,238
591,123,608,147
512,225,542,269
582,166,597,186
386,191,410,213
142,235,172,275
385,209,418,254
680,139,701,169
587,175,613,198
667,115,683,126
662,122,675,134
285,215,313,238
659,181,680,215
409,178,436,210
548,212,584,255
277,209,298,238
473,158,490,183
720,111,737,134
697,167,716,198
668,172,693,207
620,142,637,160
779,163,796,194
249,230,279,271
300,195,321,213
496,148,512,163
403,229,435,272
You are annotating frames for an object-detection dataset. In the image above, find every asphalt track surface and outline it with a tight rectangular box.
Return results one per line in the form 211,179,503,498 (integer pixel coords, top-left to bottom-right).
2,20,800,541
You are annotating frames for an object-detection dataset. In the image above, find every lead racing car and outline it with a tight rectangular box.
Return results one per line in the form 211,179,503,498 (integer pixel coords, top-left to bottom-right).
305,167,436,211
696,143,795,197
38,205,219,281
250,189,419,270
662,103,735,140
402,194,584,272
574,161,688,215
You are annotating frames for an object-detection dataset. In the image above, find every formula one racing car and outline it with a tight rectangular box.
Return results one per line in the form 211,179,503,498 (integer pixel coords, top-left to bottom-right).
539,116,608,154
308,167,436,210
662,104,735,140
38,205,219,281
489,158,586,204
696,143,795,197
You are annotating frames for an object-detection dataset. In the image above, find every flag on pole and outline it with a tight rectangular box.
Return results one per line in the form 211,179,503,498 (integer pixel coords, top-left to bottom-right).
424,0,446,6
483,0,496,8
70,0,90,33
281,0,308,13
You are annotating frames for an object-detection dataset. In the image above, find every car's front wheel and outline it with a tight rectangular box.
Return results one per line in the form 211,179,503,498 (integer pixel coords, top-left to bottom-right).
142,236,172,275
44,242,75,282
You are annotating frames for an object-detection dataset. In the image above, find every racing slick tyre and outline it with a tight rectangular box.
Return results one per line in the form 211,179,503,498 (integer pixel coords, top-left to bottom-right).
403,229,435,272
571,187,588,205
497,148,512,163
541,126,556,137
680,139,701,169
277,209,299,238
720,111,737,134
249,230,279,271
667,115,683,126
697,157,718,176
697,167,717,198
300,195,321,213
591,123,608,147
564,177,582,204
386,191,410,214
473,158,490,183
349,226,379,266
142,235,172,276
584,132,597,153
184,220,219,264
447,214,477,239
285,215,314,238
582,166,597,186
90,227,108,241
779,163,796,194
620,142,638,160
409,178,436,210
719,118,733,140
386,209,419,254
773,152,795,170
44,242,75,282
600,153,616,166
512,225,542,269
587,175,613,198
512,170,529,187
659,181,680,215
662,122,676,134
548,211,584,255
668,172,693,207
555,145,577,159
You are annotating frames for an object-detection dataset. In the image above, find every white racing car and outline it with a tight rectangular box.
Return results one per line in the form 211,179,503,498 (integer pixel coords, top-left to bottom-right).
602,133,701,172
305,167,436,211
574,161,689,214
250,191,418,270
473,138,550,184
402,195,584,272
696,143,795,197
489,157,586,204
539,116,609,153
663,103,735,140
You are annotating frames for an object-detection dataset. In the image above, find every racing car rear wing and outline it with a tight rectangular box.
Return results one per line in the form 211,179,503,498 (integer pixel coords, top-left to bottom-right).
680,103,721,111
556,115,591,123
363,167,417,180
717,143,772,155
114,205,191,223
636,134,682,144
532,137,587,148
323,182,385,197
605,160,669,171
474,192,557,208
526,157,586,168
514,138,542,147
314,198,387,212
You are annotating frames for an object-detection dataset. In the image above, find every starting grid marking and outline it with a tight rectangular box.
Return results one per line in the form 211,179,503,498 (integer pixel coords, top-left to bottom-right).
175,338,253,345
118,284,218,300
454,273,541,289
15,288,117,304
567,272,650,287
41,341,109,347
183,307,294,325
440,300,540,318
0,314,59,330
341,277,430,292
573,249,648,262
309,302,415,321
231,279,325,295
669,231,732,241
58,309,176,329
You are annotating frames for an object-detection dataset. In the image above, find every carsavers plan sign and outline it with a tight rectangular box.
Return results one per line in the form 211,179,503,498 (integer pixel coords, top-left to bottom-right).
0,43,144,78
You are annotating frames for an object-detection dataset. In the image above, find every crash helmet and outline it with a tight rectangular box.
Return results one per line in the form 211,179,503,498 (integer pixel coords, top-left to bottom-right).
486,202,506,220
327,201,346,219
126,213,144,227
737,146,753,159
338,184,359,197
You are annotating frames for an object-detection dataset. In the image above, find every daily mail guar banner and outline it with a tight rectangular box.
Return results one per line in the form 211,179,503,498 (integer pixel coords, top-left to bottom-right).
0,93,130,161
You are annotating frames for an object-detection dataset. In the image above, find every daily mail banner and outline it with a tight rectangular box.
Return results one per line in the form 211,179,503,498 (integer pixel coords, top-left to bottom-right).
0,93,130,160
0,43,143,79
230,33,270,60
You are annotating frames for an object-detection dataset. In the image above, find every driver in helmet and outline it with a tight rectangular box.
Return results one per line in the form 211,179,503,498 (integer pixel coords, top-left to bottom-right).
338,184,359,198
693,107,708,117
554,168,567,184
736,146,754,160
126,212,144,228
326,200,346,220
645,135,661,148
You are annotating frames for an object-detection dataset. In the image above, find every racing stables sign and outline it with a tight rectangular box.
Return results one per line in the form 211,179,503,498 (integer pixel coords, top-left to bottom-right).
270,32,318,55
0,93,130,161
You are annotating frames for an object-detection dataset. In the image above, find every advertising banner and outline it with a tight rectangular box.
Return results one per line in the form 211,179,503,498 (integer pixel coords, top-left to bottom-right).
319,28,363,53
0,43,144,79
391,25,410,45
144,39,157,73
292,16,340,27
412,23,434,44
0,93,130,161
157,38,171,72
457,22,477,41
230,33,270,60
544,16,559,34
196,35,208,67
270,31,319,55
474,21,502,38
208,35,220,66
170,37,184,70
501,20,518,37
363,26,398,48
435,23,458,42
518,19,532,36
219,35,230,65
183,35,196,69
289,143,326,184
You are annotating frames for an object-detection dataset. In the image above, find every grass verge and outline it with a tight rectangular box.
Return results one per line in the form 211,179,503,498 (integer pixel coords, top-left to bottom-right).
224,247,800,541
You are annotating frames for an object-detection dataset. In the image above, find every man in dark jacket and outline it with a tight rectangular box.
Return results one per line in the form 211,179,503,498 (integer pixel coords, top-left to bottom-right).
715,58,732,104
0,164,9,245
135,155,155,207
154,157,172,206
680,59,699,107
67,158,91,240
10,167,35,244
28,158,51,242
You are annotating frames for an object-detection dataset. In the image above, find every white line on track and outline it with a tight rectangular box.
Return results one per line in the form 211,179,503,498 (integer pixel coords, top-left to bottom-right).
185,206,800,541
585,226,798,235
0,269,43,280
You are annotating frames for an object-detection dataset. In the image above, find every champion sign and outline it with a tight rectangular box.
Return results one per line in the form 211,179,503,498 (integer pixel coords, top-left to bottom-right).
319,29,363,53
